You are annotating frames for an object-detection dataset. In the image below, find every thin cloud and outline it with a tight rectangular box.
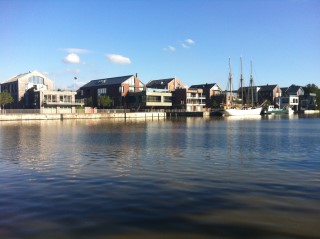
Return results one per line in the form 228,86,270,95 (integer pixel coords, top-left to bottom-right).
63,53,81,64
164,46,176,52
66,68,81,74
62,48,91,54
185,38,195,45
107,54,131,64
182,38,195,48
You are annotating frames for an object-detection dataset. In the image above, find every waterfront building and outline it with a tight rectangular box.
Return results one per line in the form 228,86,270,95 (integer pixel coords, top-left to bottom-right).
146,77,184,92
0,71,54,108
26,87,84,113
284,84,305,97
238,84,281,106
173,88,206,112
281,85,305,111
189,83,223,108
77,74,144,108
300,93,317,110
127,88,172,110
257,84,282,105
0,70,83,112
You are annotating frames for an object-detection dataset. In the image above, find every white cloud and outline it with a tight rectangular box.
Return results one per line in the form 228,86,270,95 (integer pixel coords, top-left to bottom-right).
63,53,81,64
185,38,195,45
107,54,131,64
62,48,91,54
182,38,195,48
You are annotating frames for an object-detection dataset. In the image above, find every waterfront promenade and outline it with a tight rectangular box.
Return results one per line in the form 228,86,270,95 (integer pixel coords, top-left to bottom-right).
0,109,318,121
0,109,214,121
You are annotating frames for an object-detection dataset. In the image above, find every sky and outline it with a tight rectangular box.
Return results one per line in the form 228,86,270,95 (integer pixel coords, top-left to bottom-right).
0,0,319,90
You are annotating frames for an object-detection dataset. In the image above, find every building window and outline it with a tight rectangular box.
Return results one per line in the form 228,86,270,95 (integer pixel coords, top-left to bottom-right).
163,96,172,102
97,88,107,96
28,76,44,85
146,96,161,102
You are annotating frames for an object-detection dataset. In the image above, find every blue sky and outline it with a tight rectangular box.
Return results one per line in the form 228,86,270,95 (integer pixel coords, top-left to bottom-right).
1,0,319,90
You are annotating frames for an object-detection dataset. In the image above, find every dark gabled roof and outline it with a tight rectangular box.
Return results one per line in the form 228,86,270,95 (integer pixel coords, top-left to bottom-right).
237,84,278,92
287,84,303,93
258,84,278,91
189,83,217,89
81,75,134,88
146,78,175,89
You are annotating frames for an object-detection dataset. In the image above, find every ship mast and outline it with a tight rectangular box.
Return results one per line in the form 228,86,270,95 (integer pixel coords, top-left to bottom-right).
249,60,254,106
228,58,233,106
240,57,244,105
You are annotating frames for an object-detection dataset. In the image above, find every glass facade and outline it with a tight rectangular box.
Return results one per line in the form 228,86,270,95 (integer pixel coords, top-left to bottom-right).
28,76,44,85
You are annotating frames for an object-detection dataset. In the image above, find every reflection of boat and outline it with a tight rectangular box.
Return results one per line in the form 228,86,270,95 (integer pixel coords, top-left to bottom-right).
221,58,262,116
262,105,294,115
223,115,262,121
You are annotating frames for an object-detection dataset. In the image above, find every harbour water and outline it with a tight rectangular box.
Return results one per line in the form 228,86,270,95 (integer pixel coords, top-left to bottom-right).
1,115,320,239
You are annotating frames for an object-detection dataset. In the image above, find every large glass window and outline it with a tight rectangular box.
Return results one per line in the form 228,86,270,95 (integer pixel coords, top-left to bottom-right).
28,76,44,85
146,96,161,102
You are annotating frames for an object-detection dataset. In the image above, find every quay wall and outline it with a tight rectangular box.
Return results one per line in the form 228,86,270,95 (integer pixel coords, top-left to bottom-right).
0,112,167,121
166,111,210,117
303,110,320,114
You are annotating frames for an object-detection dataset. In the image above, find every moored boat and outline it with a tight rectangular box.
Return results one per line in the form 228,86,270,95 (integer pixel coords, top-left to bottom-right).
221,58,262,116
262,105,294,115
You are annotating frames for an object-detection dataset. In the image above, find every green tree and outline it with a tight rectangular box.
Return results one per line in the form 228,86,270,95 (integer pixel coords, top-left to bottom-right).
0,91,14,109
98,95,112,108
86,97,93,107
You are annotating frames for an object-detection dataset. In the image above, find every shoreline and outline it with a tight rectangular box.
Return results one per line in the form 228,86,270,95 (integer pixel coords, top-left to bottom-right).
0,110,318,121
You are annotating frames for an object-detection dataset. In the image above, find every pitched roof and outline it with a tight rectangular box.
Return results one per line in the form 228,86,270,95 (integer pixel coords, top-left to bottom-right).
81,75,134,88
189,83,217,89
258,84,278,91
287,84,303,93
2,71,46,84
146,78,175,89
238,84,278,91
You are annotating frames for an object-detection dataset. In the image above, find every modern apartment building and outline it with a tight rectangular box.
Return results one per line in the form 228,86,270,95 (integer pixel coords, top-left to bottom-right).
77,74,144,108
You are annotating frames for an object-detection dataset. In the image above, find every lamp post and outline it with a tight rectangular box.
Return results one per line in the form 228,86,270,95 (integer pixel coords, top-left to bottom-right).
74,77,77,91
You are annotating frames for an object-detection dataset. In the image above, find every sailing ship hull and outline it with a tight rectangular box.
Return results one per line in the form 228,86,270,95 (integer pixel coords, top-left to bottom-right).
223,107,262,116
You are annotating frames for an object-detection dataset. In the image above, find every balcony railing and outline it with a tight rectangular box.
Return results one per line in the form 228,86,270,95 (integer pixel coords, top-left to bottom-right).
43,99,84,105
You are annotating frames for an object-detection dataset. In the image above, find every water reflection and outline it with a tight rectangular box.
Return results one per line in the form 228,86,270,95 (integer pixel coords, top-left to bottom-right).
0,117,320,239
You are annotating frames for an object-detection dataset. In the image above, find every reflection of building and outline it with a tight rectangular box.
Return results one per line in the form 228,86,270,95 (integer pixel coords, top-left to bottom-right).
189,83,222,108
173,88,206,112
127,88,172,109
77,74,144,108
0,71,54,108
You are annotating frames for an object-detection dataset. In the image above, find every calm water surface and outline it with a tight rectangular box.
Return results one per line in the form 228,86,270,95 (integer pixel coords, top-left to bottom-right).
0,115,320,239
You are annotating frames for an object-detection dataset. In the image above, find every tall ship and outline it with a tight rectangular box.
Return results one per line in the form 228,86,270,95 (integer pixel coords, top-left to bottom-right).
221,58,262,116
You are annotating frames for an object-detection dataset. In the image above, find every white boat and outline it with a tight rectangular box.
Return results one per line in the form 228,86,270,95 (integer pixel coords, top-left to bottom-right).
221,58,262,116
224,106,262,116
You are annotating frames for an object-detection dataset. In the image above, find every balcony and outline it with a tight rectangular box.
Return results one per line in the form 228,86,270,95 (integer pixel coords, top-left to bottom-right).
43,99,84,106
